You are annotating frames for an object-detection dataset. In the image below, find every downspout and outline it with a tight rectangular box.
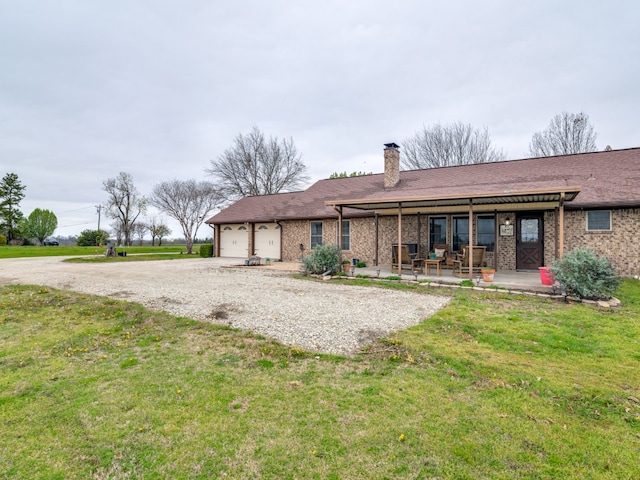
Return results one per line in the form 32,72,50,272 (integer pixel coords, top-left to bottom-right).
249,222,255,257
275,218,284,261
214,224,221,257
206,222,215,257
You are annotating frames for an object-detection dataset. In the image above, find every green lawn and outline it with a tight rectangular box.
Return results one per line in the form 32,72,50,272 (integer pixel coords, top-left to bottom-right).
1,279,639,479
0,244,193,259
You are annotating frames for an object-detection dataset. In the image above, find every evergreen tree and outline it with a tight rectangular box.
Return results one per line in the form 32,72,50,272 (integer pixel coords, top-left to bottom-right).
0,173,26,242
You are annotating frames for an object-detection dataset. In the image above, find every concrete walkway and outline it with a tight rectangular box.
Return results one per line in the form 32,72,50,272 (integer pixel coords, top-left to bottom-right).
342,264,553,293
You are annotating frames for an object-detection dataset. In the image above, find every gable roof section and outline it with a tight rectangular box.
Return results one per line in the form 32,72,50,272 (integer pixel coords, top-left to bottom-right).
207,174,395,224
207,148,640,224
328,148,640,211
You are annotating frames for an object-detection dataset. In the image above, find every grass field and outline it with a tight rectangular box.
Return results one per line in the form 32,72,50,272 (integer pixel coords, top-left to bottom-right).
0,244,196,259
1,275,639,479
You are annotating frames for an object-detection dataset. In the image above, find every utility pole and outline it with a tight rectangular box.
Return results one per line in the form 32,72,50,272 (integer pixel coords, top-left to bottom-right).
96,205,102,231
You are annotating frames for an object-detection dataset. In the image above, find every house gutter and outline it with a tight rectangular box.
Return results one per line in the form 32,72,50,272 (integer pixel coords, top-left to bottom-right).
275,218,284,261
206,222,215,257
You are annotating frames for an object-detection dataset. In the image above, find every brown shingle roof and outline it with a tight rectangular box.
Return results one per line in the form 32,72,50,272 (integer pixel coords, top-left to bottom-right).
207,147,640,224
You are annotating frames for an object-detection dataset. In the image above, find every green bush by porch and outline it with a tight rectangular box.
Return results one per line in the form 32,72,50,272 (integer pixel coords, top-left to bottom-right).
302,243,340,274
551,248,621,300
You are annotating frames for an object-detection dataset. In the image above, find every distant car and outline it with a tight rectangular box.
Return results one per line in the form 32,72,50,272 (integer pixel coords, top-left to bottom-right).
43,238,59,246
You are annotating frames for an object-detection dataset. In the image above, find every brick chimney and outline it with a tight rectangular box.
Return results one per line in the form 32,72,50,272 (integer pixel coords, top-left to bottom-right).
384,142,400,189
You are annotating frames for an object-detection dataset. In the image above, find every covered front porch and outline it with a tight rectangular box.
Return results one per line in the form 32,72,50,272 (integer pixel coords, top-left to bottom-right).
327,186,581,280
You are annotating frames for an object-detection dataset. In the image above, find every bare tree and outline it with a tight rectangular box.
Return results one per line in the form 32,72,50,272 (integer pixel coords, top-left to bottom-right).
401,122,505,170
103,172,147,246
529,112,598,157
207,126,309,201
148,217,172,246
110,221,123,245
150,179,220,254
132,221,148,246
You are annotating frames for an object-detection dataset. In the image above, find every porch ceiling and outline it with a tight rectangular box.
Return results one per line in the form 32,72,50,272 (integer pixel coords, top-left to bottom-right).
325,186,581,213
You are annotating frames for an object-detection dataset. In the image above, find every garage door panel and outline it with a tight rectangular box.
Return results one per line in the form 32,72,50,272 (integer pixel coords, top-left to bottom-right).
220,224,248,258
254,223,280,260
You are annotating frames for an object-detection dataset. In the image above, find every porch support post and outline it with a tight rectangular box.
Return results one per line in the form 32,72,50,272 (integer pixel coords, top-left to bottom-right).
335,206,343,253
554,207,559,260
493,210,498,270
374,213,379,266
397,203,403,275
558,192,565,258
468,200,474,280
417,213,422,258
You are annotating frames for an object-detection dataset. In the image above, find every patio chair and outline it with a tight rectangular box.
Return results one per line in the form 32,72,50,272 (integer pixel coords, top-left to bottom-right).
452,246,486,277
430,243,450,265
392,245,421,272
443,244,468,269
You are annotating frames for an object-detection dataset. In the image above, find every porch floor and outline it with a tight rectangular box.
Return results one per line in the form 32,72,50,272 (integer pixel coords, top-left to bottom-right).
349,264,554,293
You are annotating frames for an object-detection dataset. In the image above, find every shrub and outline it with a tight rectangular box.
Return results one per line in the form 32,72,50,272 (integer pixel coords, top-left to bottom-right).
356,261,367,268
551,248,620,300
199,244,213,258
77,229,109,247
302,244,340,275
0,233,6,246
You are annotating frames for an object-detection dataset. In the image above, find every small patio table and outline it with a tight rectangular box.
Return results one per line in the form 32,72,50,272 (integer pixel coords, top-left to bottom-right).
424,258,443,276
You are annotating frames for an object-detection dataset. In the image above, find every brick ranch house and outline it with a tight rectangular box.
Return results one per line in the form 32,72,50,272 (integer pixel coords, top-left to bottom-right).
206,145,640,277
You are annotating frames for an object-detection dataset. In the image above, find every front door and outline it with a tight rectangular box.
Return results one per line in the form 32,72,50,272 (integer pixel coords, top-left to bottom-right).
516,213,544,270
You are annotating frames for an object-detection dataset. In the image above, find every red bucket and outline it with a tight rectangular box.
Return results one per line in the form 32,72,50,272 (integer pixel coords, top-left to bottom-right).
539,266,554,285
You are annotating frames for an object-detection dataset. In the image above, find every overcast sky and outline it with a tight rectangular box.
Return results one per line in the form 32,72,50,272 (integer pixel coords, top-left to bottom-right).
2,1,639,238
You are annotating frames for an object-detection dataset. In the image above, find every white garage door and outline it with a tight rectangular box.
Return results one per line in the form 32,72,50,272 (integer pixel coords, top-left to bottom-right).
254,223,281,260
219,224,249,258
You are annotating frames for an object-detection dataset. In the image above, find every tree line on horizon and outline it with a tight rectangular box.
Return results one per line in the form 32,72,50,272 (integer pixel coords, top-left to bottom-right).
1,111,601,250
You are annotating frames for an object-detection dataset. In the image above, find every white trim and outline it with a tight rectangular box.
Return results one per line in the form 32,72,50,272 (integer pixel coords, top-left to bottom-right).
586,210,612,231
310,220,323,248
337,219,351,251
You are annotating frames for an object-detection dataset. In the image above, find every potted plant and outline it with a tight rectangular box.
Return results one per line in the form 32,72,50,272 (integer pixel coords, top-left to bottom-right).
341,259,351,273
481,266,495,282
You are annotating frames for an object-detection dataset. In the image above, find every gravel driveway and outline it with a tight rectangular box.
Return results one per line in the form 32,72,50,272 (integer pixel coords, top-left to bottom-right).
0,257,450,355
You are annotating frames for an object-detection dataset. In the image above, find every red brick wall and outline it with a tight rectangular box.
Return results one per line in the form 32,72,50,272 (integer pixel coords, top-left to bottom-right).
277,208,640,276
